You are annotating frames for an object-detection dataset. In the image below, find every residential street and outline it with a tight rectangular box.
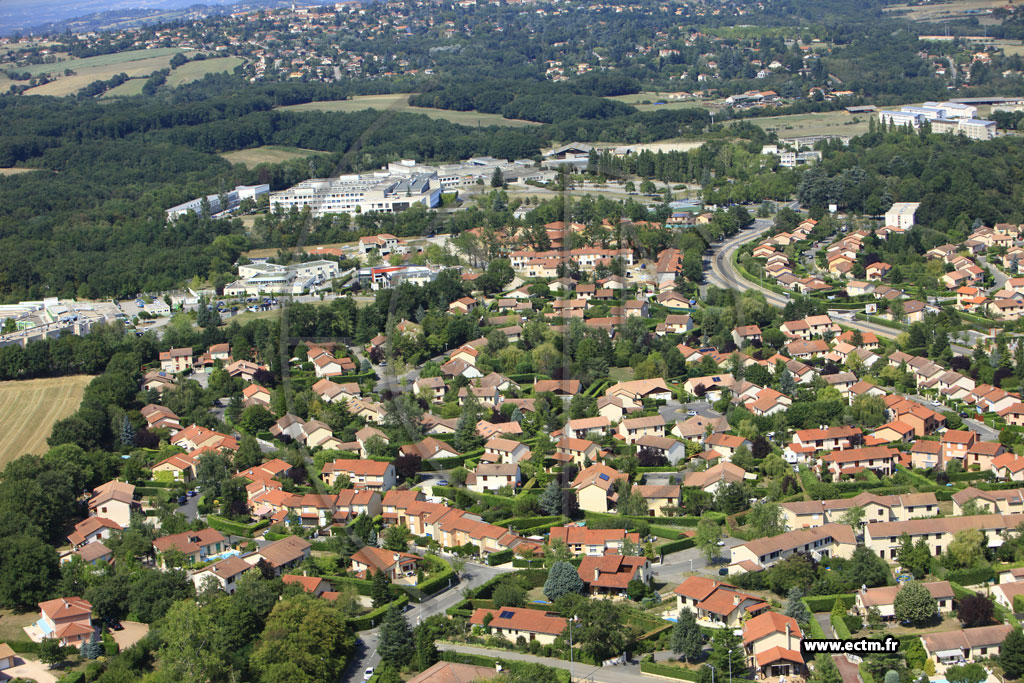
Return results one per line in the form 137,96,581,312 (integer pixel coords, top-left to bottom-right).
343,561,512,683
436,643,653,683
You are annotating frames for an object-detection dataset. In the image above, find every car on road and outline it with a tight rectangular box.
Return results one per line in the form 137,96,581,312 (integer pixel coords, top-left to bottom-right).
686,410,697,416
930,400,942,407
364,668,375,680
187,490,196,497
716,540,726,546
177,495,187,505
436,479,449,486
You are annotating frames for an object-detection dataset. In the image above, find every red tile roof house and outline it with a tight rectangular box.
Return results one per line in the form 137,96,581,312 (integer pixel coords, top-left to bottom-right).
617,415,666,445
743,611,805,679
159,347,194,373
481,437,531,465
282,574,332,598
246,535,312,576
152,528,228,568
321,459,397,492
548,526,640,556
577,555,651,598
191,555,252,594
821,446,899,477
67,516,122,549
470,607,566,645
38,597,95,648
350,546,421,581
672,576,768,628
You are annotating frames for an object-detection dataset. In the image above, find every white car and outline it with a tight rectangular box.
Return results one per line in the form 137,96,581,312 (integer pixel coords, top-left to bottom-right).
686,410,698,416
364,668,375,681
930,400,942,407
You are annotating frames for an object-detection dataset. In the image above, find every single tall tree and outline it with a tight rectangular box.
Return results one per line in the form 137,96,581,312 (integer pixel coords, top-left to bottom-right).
1001,626,1024,679
543,561,585,602
893,581,937,625
671,608,705,662
377,603,415,667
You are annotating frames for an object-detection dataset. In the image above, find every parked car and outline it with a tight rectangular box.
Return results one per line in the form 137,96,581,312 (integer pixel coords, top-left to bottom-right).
436,479,449,487
177,495,188,505
686,410,697,416
364,668,374,681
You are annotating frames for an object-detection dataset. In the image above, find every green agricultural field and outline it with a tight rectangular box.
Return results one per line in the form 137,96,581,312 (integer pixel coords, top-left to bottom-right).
884,0,1008,21
101,78,146,98
4,47,189,77
165,56,245,87
20,53,191,97
220,145,330,168
745,110,872,138
277,93,540,127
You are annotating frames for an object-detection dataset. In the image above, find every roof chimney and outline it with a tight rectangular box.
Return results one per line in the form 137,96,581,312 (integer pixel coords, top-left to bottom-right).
786,622,791,651
595,568,601,581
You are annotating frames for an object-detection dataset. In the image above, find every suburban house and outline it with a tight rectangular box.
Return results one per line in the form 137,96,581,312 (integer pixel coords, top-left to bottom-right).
548,526,640,555
633,484,682,516
466,463,522,493
282,575,333,598
635,435,687,464
672,576,769,628
152,528,227,568
67,517,122,548
729,524,857,574
191,555,252,594
482,437,532,465
684,462,747,494
159,347,194,373
855,581,954,619
553,437,602,467
572,464,628,513
617,415,666,445
865,514,1021,561
38,597,94,648
350,546,421,581
780,492,938,530
470,607,566,645
952,487,1024,515
321,459,397,492
742,611,805,679
246,535,312,575
88,480,138,527
921,625,1012,667
577,555,651,598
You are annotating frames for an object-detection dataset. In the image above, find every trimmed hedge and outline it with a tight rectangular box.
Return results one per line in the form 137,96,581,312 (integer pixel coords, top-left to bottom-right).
487,549,514,566
659,537,695,555
584,510,724,527
495,515,566,529
650,525,687,540
6,640,38,654
350,595,409,630
944,567,995,585
803,609,826,638
803,594,855,612
512,558,546,568
407,564,457,601
322,575,380,598
206,515,270,538
60,673,85,683
640,662,699,681
831,612,852,639
440,650,570,683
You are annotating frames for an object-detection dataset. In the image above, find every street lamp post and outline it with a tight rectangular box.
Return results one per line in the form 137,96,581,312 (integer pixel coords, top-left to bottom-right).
729,649,733,683
709,664,716,683
569,616,578,683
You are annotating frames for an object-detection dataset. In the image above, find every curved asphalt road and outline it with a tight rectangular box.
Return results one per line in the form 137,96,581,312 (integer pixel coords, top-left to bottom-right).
705,221,903,341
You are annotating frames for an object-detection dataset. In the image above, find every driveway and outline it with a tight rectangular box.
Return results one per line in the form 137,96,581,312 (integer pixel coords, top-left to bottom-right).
0,656,58,683
437,643,652,683
650,536,747,585
658,401,718,424
111,621,149,650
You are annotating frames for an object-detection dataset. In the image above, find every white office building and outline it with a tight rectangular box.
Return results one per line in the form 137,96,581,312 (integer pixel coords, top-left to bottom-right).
884,203,920,229
269,172,440,218
166,184,269,220
224,260,340,296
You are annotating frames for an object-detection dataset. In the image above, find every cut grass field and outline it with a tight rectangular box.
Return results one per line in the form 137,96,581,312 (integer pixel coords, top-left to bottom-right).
20,52,190,97
606,92,728,112
0,375,93,464
220,145,330,168
100,78,146,98
276,93,540,127
165,56,245,87
744,110,871,138
5,46,189,76
884,0,1006,21
0,168,40,176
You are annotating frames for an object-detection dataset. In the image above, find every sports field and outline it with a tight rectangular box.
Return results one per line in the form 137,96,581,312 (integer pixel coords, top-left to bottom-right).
277,93,540,127
165,57,245,87
0,375,93,464
220,145,330,168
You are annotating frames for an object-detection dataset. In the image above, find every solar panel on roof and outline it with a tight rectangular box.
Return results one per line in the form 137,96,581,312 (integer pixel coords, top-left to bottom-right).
712,376,720,381
499,610,515,619
598,473,609,481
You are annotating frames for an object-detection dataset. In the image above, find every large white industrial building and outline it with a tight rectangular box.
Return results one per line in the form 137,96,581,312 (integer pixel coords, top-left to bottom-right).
224,260,340,296
166,184,269,220
268,157,548,218
878,102,997,140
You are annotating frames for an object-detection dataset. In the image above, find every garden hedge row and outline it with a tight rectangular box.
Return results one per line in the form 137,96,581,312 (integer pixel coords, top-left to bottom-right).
640,662,699,680
803,594,855,612
350,596,409,631
206,515,271,538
